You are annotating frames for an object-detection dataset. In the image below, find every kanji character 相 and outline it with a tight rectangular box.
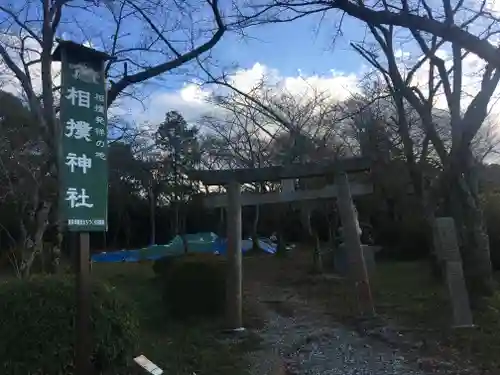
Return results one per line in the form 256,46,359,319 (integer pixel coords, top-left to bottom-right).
66,87,90,108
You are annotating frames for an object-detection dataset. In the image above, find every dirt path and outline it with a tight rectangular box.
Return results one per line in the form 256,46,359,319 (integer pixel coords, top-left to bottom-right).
246,280,432,375
243,255,468,375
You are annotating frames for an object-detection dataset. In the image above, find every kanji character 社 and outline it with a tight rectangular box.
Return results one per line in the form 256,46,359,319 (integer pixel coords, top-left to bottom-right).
65,188,94,208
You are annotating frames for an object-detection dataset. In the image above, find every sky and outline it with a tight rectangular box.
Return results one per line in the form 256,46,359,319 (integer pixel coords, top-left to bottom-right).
0,0,499,129
117,3,498,127
130,10,371,125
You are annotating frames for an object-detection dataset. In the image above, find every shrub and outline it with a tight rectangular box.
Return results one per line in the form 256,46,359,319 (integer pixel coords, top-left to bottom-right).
152,255,182,277
0,275,139,375
162,253,226,319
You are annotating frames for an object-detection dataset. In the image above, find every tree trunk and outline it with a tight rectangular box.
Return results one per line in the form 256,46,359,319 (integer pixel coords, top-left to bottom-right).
326,209,338,270
312,230,323,273
218,207,225,237
275,206,286,257
174,199,180,235
20,201,51,278
301,204,323,273
149,184,156,245
112,207,125,249
174,201,189,254
251,204,260,251
45,205,62,274
446,152,494,304
124,212,131,248
276,230,286,256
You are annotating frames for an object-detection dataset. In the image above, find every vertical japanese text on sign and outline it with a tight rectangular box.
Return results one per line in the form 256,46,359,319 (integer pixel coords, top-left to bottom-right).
58,46,109,232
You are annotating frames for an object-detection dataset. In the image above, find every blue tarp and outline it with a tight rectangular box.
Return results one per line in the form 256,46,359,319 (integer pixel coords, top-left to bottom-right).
91,232,276,263
215,238,276,255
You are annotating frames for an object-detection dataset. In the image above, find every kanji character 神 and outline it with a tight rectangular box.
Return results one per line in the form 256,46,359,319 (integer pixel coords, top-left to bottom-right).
65,119,92,141
65,188,94,208
65,153,92,174
66,87,90,108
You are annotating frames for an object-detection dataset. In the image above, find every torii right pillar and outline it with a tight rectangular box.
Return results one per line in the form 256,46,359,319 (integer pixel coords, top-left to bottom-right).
226,180,243,331
336,172,375,317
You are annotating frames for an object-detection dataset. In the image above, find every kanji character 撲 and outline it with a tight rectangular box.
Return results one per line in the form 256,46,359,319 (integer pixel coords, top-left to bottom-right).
95,152,106,160
66,87,90,108
94,104,105,113
65,119,92,141
94,93,105,102
95,116,105,125
65,153,92,174
94,128,105,137
65,188,94,208
96,140,105,147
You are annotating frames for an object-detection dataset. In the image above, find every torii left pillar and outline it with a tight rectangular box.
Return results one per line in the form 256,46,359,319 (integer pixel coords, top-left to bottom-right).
226,180,244,331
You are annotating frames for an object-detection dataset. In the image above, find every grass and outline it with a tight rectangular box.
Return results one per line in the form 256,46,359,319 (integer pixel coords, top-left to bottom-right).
369,262,500,373
261,246,500,374
92,261,261,375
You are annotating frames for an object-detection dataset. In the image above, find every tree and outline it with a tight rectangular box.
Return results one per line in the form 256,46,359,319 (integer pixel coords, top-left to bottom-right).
0,0,253,274
156,111,201,243
347,20,500,299
0,91,51,276
204,76,348,269
201,96,278,248
249,0,500,68
107,141,145,247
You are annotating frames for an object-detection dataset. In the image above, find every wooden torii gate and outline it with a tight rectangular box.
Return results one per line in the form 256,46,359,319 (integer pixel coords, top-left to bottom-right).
188,157,375,331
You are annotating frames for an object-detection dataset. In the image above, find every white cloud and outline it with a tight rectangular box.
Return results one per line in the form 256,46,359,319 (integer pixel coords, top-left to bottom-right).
2,32,498,137
389,46,500,112
0,34,61,98
142,62,362,125
135,89,215,125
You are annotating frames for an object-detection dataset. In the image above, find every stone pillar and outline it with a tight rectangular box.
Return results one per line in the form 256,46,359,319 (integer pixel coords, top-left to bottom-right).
226,180,243,330
433,217,473,328
336,172,375,317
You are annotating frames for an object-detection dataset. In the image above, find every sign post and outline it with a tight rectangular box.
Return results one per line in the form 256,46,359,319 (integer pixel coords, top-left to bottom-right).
53,40,111,375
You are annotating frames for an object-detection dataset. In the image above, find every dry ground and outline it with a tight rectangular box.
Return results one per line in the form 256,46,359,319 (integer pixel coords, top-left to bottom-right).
242,246,500,374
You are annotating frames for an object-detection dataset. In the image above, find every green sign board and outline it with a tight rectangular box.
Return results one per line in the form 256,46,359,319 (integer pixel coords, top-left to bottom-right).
57,43,109,232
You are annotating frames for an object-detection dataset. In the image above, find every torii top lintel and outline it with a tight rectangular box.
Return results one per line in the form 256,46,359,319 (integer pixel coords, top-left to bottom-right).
188,157,371,186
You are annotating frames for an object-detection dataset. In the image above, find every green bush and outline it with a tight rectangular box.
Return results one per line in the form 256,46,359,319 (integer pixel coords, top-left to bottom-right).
0,275,139,375
152,254,183,277
162,253,226,319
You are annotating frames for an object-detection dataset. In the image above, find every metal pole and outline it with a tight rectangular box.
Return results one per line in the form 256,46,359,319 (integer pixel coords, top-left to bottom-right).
76,232,91,375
